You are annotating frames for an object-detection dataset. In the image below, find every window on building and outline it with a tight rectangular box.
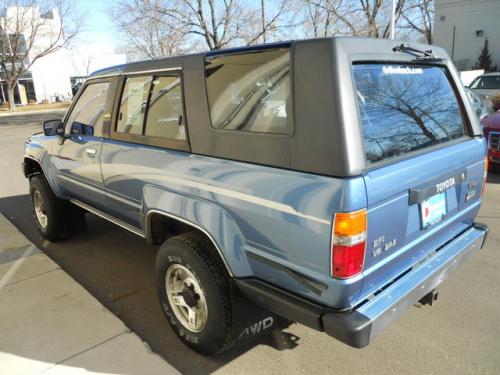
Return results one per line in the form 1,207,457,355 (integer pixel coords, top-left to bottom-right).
205,48,291,134
65,81,110,137
116,76,152,135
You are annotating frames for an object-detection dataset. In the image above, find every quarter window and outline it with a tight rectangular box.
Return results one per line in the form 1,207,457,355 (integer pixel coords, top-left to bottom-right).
66,82,109,137
205,48,291,134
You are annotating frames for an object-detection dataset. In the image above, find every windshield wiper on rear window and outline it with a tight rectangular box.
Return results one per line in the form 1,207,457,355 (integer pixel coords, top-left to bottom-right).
392,43,443,62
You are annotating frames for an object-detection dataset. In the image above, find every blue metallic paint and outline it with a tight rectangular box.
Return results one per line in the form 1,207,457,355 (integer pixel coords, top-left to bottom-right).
98,138,367,307
24,131,488,310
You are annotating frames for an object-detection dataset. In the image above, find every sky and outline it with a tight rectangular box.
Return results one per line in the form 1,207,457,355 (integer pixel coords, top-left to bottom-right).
69,0,124,76
78,0,118,50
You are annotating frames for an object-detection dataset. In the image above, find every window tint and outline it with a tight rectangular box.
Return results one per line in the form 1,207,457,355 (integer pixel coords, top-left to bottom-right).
116,76,152,135
205,48,290,134
144,76,186,140
66,82,109,136
353,64,467,164
469,75,500,89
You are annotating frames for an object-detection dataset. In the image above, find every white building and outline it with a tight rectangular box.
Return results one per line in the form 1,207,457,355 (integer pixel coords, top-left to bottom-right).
434,0,500,71
0,7,73,104
0,6,125,105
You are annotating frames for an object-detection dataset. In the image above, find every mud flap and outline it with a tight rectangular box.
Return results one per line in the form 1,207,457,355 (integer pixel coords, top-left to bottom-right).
231,292,296,350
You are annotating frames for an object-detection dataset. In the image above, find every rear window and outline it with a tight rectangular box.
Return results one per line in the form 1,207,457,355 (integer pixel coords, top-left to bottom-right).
353,64,467,164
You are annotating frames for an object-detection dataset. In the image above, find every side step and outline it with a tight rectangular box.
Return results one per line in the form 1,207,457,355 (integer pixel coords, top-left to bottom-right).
69,198,145,238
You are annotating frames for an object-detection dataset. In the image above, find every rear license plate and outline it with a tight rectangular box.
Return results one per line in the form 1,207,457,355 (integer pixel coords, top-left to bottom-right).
421,192,447,228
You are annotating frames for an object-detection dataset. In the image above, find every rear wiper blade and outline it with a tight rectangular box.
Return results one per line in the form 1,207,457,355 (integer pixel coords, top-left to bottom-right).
392,43,443,61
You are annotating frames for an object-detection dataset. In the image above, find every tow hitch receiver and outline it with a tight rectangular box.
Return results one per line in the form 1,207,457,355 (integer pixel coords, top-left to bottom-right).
417,289,439,307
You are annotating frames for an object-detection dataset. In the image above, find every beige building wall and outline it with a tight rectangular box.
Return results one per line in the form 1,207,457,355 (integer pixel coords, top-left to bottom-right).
434,0,500,70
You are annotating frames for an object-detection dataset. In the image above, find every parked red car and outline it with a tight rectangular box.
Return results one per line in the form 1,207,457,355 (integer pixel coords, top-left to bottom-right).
482,111,500,165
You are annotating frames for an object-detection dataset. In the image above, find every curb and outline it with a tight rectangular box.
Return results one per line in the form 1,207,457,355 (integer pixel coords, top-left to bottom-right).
0,108,68,117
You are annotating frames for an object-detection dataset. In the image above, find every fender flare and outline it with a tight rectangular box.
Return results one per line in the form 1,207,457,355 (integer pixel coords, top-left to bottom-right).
142,185,252,278
23,155,64,198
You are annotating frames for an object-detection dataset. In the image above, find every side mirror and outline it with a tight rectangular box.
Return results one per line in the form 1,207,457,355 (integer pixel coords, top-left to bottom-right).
43,119,63,136
70,121,94,136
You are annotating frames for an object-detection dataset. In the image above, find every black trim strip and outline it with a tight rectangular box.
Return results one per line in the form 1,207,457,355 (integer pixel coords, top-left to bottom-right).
409,170,467,204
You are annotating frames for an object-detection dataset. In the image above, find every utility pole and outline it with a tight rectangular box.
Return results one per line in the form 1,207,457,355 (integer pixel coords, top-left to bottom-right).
261,0,266,43
390,0,396,40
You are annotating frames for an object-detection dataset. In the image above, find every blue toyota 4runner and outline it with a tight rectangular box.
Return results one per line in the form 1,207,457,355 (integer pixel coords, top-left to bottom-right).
23,37,488,355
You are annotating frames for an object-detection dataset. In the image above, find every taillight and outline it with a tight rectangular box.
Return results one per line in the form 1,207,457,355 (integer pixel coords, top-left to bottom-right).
331,209,367,279
481,156,488,196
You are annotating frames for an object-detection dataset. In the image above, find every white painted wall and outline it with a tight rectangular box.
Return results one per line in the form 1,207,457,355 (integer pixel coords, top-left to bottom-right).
460,69,484,86
2,6,125,103
30,48,73,102
434,0,500,71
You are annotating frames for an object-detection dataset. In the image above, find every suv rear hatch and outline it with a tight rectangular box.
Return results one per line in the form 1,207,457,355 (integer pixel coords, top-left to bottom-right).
352,63,487,303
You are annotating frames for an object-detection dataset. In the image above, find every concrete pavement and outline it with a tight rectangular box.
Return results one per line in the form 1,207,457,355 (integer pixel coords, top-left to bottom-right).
0,213,180,375
0,108,67,118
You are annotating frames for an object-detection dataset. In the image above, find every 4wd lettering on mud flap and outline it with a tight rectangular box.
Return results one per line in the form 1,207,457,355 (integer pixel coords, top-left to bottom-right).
238,317,274,340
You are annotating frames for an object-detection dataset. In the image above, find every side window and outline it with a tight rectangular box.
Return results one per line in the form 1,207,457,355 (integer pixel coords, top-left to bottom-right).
144,76,186,140
116,76,152,135
205,48,290,134
66,82,109,137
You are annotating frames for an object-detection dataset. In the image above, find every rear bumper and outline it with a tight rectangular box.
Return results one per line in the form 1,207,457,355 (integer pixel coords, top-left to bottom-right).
235,223,488,348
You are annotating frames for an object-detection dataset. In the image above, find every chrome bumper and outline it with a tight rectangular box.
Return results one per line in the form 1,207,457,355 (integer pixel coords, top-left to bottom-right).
323,223,488,347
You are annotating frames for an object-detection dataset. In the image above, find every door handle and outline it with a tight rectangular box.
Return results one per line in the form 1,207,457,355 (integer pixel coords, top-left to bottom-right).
85,148,97,157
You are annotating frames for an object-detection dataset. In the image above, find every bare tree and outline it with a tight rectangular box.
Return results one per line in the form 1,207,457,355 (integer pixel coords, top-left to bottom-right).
110,0,295,55
303,0,342,37
248,0,293,45
0,0,82,110
110,0,188,60
172,0,250,50
400,0,434,44
302,0,360,37
302,0,408,39
71,52,92,77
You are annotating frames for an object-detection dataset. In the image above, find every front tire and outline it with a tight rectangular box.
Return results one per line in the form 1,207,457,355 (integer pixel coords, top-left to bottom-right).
29,175,85,241
155,232,234,355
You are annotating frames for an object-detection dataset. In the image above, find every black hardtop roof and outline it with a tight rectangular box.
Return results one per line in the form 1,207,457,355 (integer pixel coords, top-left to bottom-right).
89,36,449,79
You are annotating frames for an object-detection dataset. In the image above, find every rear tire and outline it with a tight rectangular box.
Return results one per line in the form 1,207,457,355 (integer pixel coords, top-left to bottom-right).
29,175,86,241
155,232,234,355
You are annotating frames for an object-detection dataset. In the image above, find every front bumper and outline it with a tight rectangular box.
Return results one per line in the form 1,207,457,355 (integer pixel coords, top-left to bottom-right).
235,223,488,348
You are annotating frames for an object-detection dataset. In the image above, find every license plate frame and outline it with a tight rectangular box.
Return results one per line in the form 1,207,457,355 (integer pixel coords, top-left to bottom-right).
420,192,447,229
